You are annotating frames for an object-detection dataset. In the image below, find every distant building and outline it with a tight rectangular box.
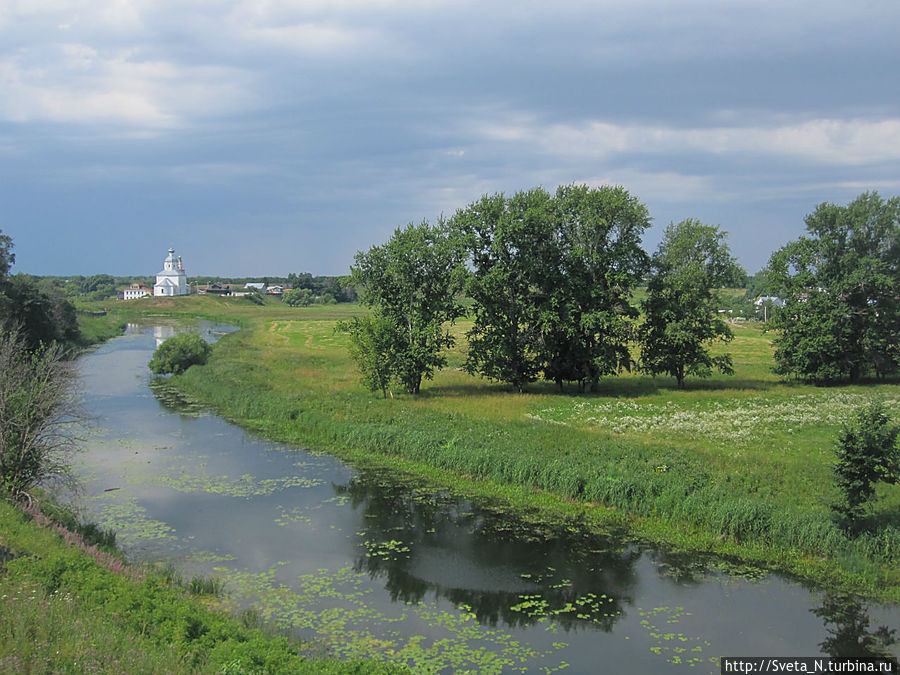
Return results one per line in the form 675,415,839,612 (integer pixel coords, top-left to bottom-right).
201,283,232,296
755,295,785,308
244,282,266,291
123,282,152,300
154,248,190,297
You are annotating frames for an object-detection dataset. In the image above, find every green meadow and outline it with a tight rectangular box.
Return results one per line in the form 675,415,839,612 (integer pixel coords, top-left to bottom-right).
86,296,900,599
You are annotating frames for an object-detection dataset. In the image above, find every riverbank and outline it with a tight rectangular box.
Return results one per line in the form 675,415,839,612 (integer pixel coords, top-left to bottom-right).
0,497,404,673
87,296,900,601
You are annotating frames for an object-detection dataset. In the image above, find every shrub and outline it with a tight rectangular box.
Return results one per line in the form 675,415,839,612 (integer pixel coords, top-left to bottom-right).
149,334,213,376
0,329,80,498
833,401,900,528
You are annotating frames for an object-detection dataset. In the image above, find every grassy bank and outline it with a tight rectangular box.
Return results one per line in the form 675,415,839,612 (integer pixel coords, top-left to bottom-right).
102,296,900,601
0,497,404,673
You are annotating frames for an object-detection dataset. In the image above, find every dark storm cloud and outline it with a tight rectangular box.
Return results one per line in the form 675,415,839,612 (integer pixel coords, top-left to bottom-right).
1,0,898,276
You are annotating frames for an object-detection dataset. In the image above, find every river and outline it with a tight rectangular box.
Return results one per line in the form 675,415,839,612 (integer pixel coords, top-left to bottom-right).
70,321,900,673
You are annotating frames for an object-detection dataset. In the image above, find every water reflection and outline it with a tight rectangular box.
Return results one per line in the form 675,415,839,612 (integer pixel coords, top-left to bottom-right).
813,594,898,663
340,470,648,631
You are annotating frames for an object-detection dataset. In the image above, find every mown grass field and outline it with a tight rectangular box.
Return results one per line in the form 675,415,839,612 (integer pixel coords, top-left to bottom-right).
87,295,900,600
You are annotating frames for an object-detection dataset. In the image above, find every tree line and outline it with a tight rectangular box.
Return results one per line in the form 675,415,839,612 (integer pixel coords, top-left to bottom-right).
1,230,82,500
343,186,899,396
0,231,82,351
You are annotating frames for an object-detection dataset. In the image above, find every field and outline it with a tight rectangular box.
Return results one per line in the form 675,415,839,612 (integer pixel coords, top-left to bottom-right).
88,295,900,600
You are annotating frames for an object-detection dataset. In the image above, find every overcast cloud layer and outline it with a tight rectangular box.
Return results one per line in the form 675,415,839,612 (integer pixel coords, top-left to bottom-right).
2,1,898,276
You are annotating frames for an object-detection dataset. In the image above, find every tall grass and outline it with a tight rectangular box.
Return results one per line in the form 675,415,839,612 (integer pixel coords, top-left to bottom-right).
0,499,405,673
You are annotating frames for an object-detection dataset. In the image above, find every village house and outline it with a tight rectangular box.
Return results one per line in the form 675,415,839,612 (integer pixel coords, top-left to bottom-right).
123,282,152,300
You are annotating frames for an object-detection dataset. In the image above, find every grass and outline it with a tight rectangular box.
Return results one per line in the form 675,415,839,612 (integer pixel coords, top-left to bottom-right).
0,497,405,674
84,295,900,601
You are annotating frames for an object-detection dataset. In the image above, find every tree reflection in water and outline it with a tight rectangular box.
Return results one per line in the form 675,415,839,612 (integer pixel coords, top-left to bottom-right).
335,469,646,632
813,594,898,663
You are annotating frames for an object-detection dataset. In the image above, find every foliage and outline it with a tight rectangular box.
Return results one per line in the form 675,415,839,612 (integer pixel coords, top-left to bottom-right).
452,191,546,392
543,184,650,391
1,275,81,350
283,287,314,307
351,220,466,394
767,192,900,382
337,313,397,398
833,401,900,527
639,219,744,387
0,329,80,498
453,185,650,392
0,228,13,282
148,333,213,376
79,273,118,301
742,269,775,300
285,272,355,303
0,231,81,350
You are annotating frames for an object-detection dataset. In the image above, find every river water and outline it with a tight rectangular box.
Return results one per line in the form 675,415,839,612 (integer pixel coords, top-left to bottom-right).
70,322,900,673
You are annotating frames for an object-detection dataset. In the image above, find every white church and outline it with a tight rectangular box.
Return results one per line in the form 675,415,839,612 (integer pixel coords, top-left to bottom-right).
154,247,190,296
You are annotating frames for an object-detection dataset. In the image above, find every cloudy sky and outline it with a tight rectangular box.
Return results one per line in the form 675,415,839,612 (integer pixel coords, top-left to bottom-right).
2,0,898,277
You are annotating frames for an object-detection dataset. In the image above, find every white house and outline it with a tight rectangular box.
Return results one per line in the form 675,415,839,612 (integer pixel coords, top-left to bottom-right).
123,282,152,300
154,248,190,297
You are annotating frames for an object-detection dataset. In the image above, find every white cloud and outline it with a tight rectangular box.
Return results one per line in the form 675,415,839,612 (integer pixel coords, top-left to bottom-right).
239,21,375,55
474,115,900,166
576,170,715,203
0,45,255,128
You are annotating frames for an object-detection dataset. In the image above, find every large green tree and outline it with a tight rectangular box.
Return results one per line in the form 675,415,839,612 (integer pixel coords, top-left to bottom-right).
543,184,650,391
639,219,744,388
767,192,900,382
452,190,551,392
453,184,650,392
351,220,466,395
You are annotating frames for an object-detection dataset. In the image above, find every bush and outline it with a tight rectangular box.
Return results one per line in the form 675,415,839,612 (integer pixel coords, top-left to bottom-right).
0,329,80,498
833,401,900,528
283,288,313,307
148,334,213,376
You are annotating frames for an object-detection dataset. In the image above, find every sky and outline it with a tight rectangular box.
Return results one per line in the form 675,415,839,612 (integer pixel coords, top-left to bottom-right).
2,0,899,278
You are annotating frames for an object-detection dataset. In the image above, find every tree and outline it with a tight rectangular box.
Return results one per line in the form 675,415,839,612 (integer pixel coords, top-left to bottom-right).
453,184,651,392
282,288,314,307
543,184,650,391
639,219,744,388
832,401,900,528
351,220,466,394
768,192,900,382
0,329,80,499
0,232,80,350
79,274,117,301
0,228,13,283
452,190,549,392
338,313,397,398
148,333,213,375
2,275,81,350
